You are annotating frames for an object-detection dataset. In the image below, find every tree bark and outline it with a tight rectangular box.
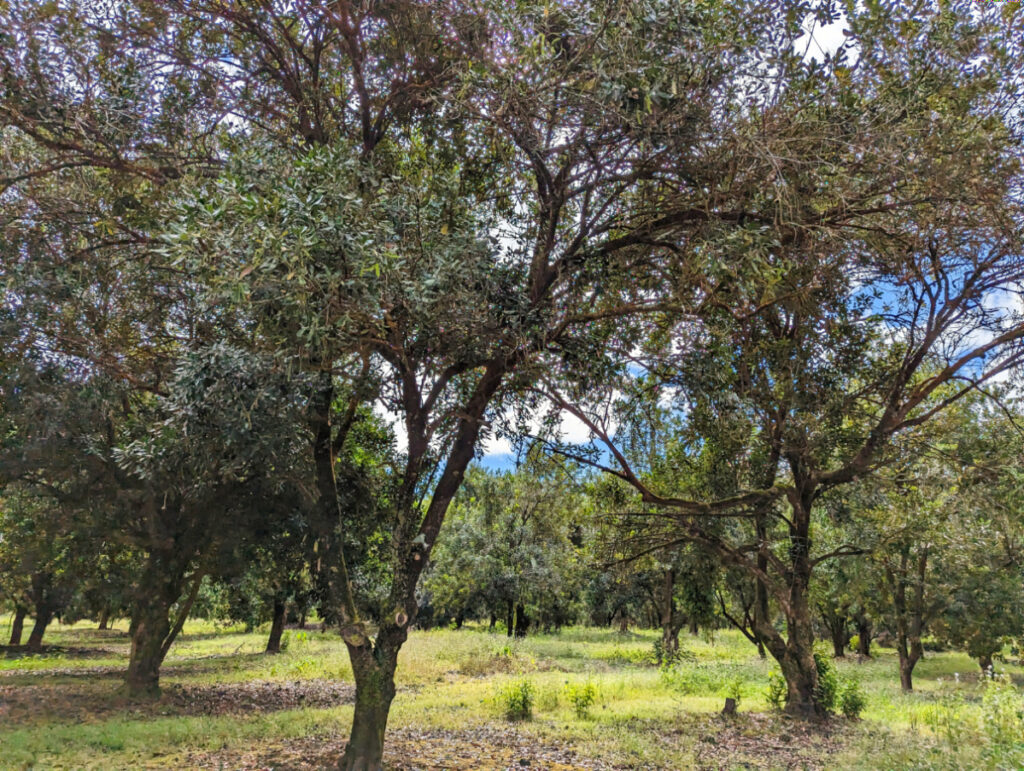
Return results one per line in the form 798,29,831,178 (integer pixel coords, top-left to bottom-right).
505,601,514,638
888,549,927,692
126,599,172,698
978,653,994,672
98,608,110,630
266,597,287,654
822,608,848,658
855,615,872,657
659,569,685,660
8,605,27,646
26,606,53,651
750,494,825,719
513,603,530,638
338,631,402,771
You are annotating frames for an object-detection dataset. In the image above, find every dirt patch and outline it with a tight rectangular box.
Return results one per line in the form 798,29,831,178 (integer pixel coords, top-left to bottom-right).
686,712,855,770
181,725,614,770
0,679,355,725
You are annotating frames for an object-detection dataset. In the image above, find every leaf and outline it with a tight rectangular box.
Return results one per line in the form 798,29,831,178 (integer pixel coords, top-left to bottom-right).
240,265,254,278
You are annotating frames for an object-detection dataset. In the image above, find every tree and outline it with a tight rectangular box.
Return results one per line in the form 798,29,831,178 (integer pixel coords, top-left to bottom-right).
425,457,587,635
539,3,1024,716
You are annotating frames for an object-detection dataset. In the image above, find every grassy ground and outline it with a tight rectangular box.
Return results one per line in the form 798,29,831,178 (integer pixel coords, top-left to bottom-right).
1,615,1023,770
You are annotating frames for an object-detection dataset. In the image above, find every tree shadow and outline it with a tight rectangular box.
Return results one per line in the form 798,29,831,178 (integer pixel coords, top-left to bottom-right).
0,678,355,726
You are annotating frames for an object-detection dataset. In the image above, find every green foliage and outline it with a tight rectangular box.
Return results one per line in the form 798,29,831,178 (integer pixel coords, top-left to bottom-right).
563,680,598,718
496,679,534,721
814,651,839,713
837,677,867,719
980,674,1024,748
765,670,788,711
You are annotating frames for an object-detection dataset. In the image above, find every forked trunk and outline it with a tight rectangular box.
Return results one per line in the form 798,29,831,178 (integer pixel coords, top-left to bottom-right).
339,640,400,771
26,606,53,652
266,597,286,654
8,606,27,646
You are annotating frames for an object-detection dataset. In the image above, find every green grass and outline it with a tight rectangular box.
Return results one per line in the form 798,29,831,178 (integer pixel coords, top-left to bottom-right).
2,614,1023,769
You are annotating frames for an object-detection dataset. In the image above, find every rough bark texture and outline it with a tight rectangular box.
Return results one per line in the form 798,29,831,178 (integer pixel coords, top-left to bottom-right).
98,608,109,630
8,605,27,646
266,597,287,654
749,494,826,719
125,552,190,698
126,599,172,698
338,630,403,771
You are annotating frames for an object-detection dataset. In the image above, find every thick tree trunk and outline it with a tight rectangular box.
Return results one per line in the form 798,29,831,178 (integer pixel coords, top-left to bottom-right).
338,632,402,771
26,606,53,652
978,653,994,672
751,494,825,719
488,612,496,630
126,599,172,698
266,597,287,654
98,608,110,630
8,606,27,646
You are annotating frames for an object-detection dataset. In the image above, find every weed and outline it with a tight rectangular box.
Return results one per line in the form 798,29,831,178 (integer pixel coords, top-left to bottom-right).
496,678,534,721
564,680,598,718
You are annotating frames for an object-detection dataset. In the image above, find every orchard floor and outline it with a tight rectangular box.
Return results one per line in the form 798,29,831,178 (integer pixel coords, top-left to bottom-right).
1,618,1023,770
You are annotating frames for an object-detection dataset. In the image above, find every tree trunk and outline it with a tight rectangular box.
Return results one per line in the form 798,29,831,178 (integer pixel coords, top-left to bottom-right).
126,599,172,698
659,569,684,661
26,606,53,652
338,634,402,771
855,615,872,657
505,601,514,638
488,612,496,630
8,606,27,646
513,603,529,638
829,618,848,658
757,495,825,719
266,597,287,654
887,549,927,692
98,608,110,630
978,653,993,673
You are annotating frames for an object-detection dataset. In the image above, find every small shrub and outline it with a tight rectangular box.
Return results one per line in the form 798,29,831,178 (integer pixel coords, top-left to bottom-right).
564,680,598,718
765,670,787,711
837,677,866,719
279,631,291,652
847,635,860,653
497,678,534,721
814,651,838,712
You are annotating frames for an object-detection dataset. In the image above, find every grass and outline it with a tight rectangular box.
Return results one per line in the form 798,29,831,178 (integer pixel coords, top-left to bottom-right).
2,613,1023,769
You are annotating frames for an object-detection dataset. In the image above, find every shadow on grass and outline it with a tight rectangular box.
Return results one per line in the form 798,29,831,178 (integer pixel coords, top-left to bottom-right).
0,678,355,727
